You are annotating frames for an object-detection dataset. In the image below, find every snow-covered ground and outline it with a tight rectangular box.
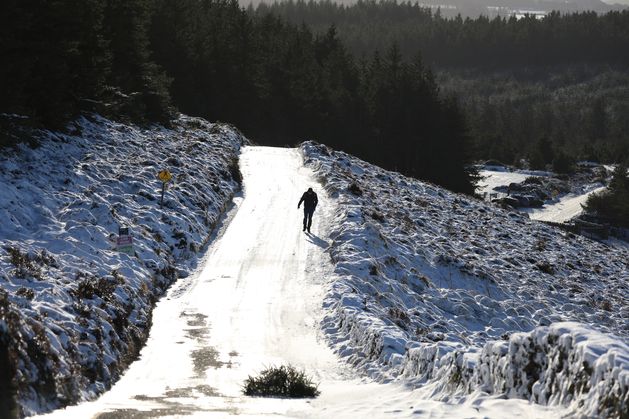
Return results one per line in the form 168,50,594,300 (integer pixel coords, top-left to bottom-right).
35,147,563,419
35,146,341,418
0,115,245,416
477,169,533,197
4,125,628,418
302,142,628,417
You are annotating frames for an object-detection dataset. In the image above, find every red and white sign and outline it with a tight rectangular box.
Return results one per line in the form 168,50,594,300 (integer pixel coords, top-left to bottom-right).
116,236,133,246
117,235,134,255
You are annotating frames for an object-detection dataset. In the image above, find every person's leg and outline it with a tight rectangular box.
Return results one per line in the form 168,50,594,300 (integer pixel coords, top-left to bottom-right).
307,209,314,231
302,208,308,231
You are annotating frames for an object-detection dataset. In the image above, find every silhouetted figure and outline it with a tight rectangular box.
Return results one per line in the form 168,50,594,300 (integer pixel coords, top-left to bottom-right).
298,187,318,233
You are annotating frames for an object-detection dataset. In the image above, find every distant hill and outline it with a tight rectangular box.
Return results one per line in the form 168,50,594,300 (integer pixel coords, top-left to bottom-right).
241,0,627,18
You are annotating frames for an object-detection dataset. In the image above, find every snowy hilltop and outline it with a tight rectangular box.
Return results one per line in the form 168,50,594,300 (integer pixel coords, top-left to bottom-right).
0,115,245,416
301,142,628,418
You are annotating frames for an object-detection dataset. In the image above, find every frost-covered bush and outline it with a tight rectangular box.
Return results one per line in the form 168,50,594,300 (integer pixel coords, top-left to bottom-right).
4,247,56,280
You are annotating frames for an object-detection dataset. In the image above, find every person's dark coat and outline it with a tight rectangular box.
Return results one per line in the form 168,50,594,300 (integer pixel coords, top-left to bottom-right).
298,188,318,232
298,189,318,212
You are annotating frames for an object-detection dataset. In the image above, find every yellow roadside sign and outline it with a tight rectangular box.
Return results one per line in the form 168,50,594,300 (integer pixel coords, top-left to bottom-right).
158,169,172,183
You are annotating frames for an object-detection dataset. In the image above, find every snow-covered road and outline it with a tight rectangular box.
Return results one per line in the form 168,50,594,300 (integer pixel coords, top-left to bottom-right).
478,169,607,223
37,147,562,418
523,186,606,222
36,146,343,417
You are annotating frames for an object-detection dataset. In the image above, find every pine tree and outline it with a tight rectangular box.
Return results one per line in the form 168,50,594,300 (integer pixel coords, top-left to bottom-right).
103,0,173,123
1,0,109,127
584,164,629,227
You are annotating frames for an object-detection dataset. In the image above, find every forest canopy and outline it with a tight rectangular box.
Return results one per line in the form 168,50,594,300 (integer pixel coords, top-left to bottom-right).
254,0,629,68
1,0,476,193
253,0,629,166
3,1,628,194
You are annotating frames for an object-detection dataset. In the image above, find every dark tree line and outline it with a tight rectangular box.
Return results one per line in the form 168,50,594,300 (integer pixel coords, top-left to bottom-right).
254,0,629,166
1,0,477,194
149,0,476,192
255,0,629,69
445,67,629,167
0,0,173,129
150,0,477,193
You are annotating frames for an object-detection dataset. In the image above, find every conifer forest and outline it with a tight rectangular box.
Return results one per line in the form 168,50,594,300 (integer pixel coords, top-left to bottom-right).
3,0,629,193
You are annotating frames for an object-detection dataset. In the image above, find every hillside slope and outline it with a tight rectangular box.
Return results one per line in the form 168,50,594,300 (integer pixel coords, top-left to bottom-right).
301,142,628,418
0,115,245,417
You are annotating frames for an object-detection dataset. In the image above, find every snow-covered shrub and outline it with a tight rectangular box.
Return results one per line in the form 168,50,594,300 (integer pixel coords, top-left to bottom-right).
4,247,56,280
243,365,320,398
473,325,628,418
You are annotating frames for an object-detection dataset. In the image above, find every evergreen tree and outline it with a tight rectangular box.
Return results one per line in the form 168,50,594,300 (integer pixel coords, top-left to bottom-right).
103,0,173,123
529,137,554,170
552,151,575,174
584,164,629,227
3,0,479,193
1,0,109,126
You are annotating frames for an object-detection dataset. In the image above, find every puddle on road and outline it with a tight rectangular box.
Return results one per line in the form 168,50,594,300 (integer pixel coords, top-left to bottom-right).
104,309,237,417
181,311,211,340
183,312,208,327
164,384,221,398
179,310,234,376
133,384,222,401
96,403,238,419
191,347,226,376
185,328,209,340
96,385,232,418
96,407,195,418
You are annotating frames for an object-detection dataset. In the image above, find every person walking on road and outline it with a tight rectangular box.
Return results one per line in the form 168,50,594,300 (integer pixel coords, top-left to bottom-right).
298,187,318,233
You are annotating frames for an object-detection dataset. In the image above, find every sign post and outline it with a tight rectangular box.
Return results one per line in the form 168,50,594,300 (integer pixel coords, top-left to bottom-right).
157,169,172,207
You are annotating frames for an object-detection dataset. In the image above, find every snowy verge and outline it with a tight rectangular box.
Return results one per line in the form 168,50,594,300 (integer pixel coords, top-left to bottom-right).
300,141,628,418
403,323,628,418
0,115,245,417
